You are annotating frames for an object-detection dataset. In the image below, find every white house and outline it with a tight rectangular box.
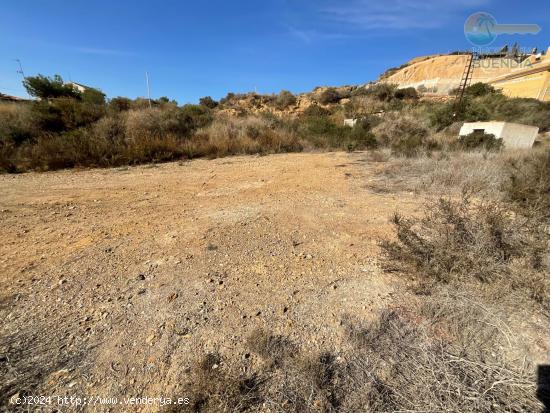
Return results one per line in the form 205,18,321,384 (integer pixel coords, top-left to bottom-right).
459,121,539,149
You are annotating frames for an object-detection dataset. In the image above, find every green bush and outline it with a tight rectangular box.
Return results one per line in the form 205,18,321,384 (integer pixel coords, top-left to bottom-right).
430,99,490,130
179,104,213,130
108,97,132,113
274,90,297,110
81,88,106,105
465,82,498,97
199,96,218,109
492,98,550,132
394,87,418,100
219,92,247,106
367,83,397,102
30,101,66,132
455,131,502,151
31,98,105,132
348,120,378,151
298,110,377,150
303,105,331,117
318,88,341,105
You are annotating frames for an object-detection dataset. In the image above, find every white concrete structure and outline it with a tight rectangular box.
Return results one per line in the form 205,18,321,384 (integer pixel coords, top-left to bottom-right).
459,121,539,149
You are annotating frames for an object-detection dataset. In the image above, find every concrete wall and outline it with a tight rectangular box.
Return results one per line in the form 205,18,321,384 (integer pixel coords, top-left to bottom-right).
501,123,539,149
459,122,539,149
492,69,550,101
459,122,506,138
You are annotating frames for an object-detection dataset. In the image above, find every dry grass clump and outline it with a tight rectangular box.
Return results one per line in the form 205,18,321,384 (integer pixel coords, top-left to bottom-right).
176,352,263,413
340,295,540,412
173,290,542,413
177,329,350,413
246,329,297,367
368,150,512,196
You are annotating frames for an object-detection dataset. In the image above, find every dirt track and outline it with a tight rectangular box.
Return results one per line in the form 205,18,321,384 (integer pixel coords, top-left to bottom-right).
0,152,422,411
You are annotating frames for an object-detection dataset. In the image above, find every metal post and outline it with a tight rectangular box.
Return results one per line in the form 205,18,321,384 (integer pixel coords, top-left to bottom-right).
145,71,152,108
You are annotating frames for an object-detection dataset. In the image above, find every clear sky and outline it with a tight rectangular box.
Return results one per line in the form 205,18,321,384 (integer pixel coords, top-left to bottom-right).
1,0,548,103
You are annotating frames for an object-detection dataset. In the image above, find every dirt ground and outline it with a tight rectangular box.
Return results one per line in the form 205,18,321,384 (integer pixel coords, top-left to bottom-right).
0,152,423,411
1,152,546,412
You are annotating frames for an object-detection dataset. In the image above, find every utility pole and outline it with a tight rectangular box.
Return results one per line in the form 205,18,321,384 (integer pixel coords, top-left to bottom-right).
145,71,152,108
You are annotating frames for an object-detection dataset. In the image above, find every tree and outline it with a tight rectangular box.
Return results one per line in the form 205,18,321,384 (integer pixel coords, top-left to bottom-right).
199,96,218,109
22,74,80,99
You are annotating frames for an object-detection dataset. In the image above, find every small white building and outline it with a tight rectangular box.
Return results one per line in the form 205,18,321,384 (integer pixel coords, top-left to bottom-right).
459,121,539,149
65,81,91,93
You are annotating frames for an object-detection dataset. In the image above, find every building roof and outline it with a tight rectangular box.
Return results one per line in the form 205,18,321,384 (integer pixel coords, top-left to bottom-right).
0,92,30,102
66,81,93,90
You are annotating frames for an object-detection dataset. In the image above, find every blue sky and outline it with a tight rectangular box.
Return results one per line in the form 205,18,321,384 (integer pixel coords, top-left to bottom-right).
1,0,548,103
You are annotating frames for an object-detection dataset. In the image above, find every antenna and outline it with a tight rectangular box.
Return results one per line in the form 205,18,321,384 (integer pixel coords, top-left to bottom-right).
145,71,152,108
14,59,30,98
14,59,25,78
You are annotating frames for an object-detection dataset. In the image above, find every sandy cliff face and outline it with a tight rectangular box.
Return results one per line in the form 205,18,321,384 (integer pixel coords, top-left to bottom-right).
383,54,541,95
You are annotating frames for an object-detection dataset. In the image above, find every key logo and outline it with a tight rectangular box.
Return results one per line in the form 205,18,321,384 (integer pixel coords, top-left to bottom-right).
465,12,541,46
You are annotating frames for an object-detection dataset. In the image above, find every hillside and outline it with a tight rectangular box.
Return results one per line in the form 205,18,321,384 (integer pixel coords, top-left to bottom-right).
381,48,550,100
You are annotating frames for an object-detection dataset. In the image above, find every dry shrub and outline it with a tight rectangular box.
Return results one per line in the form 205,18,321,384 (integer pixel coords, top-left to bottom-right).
372,113,434,157
24,121,188,171
193,116,302,157
175,290,542,413
0,103,37,144
504,148,550,221
381,195,548,305
0,104,37,171
178,331,349,413
381,196,513,282
340,294,541,412
124,105,211,140
177,352,263,413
